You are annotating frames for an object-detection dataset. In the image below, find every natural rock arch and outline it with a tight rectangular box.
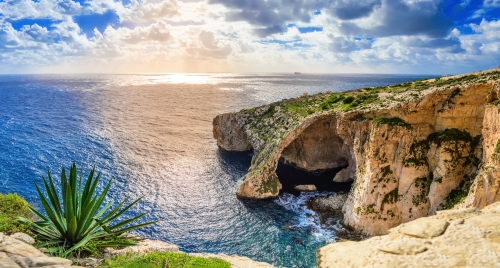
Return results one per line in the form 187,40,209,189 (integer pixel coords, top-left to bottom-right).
278,117,356,191
280,119,350,172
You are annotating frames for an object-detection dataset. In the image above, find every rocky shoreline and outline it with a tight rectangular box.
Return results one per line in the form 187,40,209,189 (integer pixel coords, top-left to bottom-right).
0,231,275,268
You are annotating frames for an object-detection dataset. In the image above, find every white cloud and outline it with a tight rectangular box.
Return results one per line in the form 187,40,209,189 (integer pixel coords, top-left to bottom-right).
327,35,372,52
103,21,172,44
85,0,179,22
0,21,25,49
470,19,500,40
122,0,179,22
481,42,500,53
484,0,500,7
21,24,56,44
184,30,232,59
0,0,82,20
53,19,90,46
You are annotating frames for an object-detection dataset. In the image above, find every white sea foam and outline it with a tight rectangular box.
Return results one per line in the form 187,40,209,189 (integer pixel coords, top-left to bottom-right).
275,192,340,243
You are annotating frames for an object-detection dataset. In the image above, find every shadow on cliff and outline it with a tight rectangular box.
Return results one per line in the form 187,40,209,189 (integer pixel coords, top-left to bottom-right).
216,148,253,181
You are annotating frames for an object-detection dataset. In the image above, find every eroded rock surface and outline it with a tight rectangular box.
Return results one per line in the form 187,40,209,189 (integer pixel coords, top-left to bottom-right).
318,202,500,268
213,113,252,151
0,232,83,268
312,193,348,211
462,104,500,208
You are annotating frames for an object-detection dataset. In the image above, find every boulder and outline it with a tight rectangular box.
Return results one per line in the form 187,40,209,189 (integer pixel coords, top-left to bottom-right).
332,168,353,183
0,232,82,268
312,193,347,211
294,184,317,192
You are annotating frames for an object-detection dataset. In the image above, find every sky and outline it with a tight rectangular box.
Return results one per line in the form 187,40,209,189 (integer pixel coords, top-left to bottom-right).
0,0,500,74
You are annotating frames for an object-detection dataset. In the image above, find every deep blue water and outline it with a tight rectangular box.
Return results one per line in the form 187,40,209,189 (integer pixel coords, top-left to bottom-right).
0,73,430,267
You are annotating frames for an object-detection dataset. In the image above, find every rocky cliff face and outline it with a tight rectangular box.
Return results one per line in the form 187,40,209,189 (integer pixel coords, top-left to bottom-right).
463,103,500,208
213,113,252,151
213,69,500,235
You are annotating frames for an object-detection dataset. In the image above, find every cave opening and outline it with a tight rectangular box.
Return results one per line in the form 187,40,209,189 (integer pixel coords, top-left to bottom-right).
276,162,352,195
276,118,355,195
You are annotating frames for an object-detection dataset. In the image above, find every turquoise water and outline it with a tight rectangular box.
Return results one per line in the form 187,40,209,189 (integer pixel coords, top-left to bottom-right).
0,73,429,267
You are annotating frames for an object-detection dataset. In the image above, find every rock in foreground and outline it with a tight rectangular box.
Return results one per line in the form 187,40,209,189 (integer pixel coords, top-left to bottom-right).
318,202,500,268
0,232,83,268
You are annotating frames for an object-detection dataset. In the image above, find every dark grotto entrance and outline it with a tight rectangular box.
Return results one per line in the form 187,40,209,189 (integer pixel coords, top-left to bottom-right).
276,161,353,195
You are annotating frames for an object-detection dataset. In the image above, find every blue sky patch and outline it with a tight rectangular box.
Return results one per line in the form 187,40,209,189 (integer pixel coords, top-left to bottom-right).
298,27,323,33
10,18,59,30
260,39,311,50
287,24,322,33
73,10,120,37
441,1,500,35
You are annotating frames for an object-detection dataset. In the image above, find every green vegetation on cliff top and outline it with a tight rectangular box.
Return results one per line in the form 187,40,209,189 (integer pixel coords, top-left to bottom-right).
102,251,231,268
0,193,33,234
241,70,500,120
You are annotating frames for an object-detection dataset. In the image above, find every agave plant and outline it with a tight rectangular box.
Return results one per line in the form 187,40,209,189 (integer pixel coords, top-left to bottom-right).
18,163,156,256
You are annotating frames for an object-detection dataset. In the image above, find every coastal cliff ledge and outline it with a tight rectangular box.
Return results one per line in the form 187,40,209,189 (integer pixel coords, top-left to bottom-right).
213,68,500,235
318,201,500,268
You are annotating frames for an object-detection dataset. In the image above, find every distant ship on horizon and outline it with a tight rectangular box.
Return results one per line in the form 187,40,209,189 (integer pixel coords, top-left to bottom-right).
294,72,301,74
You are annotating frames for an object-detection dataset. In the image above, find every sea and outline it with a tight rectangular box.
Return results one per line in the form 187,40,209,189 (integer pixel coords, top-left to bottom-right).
0,73,430,267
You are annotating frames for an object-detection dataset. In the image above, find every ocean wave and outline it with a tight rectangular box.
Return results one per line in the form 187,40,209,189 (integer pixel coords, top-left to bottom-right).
275,192,338,243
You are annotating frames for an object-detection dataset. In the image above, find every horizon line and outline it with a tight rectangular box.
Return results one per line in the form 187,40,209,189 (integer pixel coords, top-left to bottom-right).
0,71,445,76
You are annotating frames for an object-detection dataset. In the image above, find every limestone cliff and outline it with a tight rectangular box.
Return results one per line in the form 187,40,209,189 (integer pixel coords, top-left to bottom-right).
213,113,252,151
213,69,500,235
317,202,500,268
462,103,500,208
